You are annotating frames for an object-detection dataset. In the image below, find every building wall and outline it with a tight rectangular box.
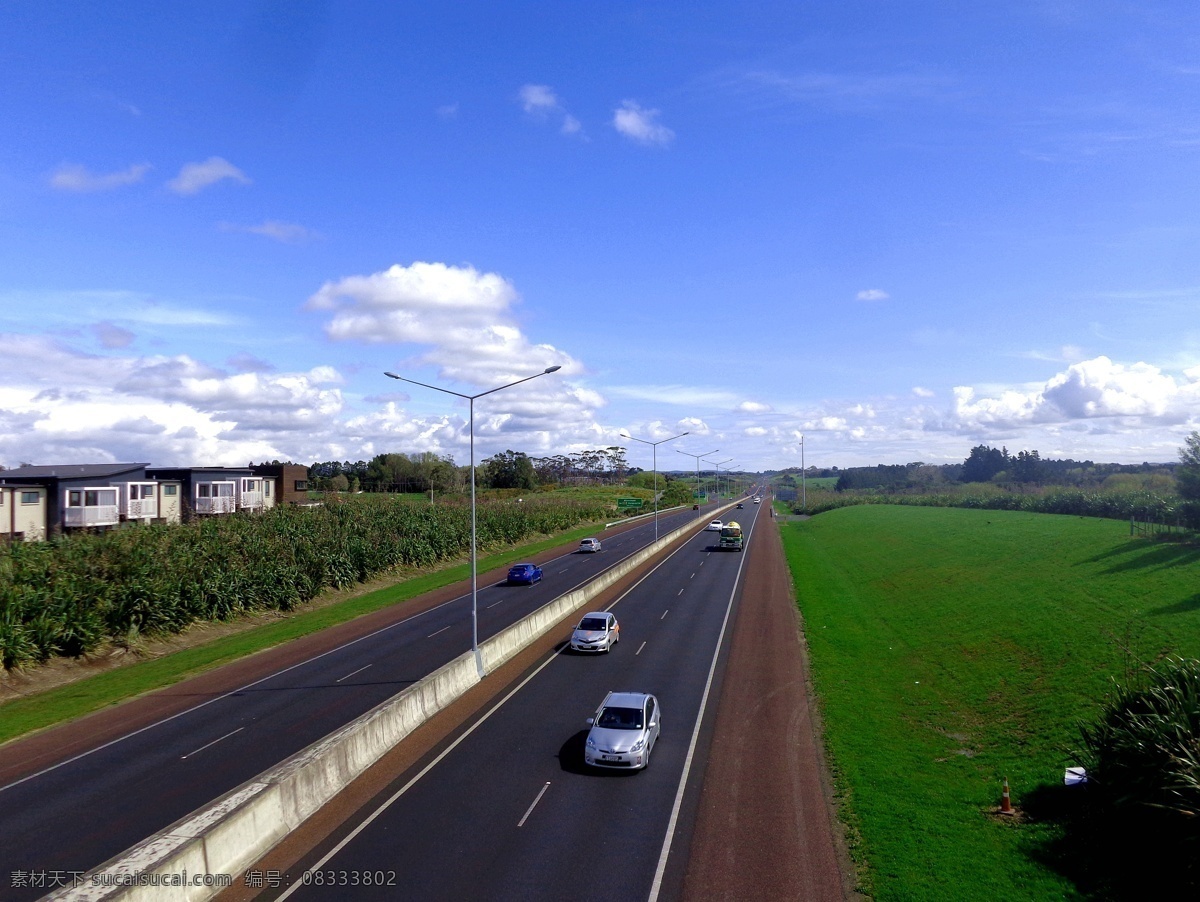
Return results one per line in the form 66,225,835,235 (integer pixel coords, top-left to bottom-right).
155,481,183,524
1,486,48,541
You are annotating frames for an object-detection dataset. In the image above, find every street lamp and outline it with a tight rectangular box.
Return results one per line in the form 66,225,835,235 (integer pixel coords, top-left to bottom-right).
385,365,561,678
619,429,688,541
676,448,718,518
707,458,733,500
799,434,806,512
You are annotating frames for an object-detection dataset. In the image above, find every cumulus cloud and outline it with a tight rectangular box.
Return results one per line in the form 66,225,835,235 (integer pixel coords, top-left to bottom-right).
612,100,674,146
856,288,889,301
738,400,772,413
50,163,151,192
952,356,1199,428
168,157,251,195
912,386,935,398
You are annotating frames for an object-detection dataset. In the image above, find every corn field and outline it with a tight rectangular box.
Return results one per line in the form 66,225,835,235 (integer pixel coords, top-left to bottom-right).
0,494,611,669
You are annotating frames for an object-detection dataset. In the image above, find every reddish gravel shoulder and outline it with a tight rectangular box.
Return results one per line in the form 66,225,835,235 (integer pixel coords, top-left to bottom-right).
681,516,858,901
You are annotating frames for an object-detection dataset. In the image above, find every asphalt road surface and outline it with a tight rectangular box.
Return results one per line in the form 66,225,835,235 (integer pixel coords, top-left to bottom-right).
245,505,765,902
0,504,720,902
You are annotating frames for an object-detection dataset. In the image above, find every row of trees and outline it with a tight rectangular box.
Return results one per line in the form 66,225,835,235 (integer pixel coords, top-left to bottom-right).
306,447,640,494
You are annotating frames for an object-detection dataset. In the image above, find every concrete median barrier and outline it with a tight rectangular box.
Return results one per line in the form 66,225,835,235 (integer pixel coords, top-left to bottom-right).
47,501,741,902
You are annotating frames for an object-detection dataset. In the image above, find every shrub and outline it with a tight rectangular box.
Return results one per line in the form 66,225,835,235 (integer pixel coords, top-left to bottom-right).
1076,657,1200,890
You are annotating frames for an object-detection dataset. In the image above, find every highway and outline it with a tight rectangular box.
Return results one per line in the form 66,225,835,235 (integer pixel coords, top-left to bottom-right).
0,503,722,902
255,502,762,902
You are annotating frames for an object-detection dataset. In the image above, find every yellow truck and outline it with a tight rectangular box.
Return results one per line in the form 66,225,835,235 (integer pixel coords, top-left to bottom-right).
718,521,743,551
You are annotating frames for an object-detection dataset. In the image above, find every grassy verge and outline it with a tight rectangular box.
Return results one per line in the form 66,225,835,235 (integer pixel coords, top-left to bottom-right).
0,520,608,746
779,505,1200,900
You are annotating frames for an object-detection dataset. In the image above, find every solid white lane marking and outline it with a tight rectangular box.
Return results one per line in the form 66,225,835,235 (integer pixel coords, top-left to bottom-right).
517,782,551,827
648,509,759,901
181,728,243,760
336,664,373,683
427,625,451,638
636,641,647,656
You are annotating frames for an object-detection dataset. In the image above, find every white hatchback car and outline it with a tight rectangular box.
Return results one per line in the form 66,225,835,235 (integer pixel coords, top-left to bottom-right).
585,691,661,770
706,519,723,531
570,611,619,653
578,537,602,553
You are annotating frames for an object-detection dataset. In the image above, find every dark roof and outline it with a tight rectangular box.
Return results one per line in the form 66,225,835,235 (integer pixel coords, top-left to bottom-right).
1,463,150,480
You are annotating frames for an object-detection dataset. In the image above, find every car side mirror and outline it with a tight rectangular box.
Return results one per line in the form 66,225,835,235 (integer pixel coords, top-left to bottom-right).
586,717,594,725
648,721,657,728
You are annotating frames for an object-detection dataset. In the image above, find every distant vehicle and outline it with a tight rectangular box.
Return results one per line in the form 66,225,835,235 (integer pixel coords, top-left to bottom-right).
585,691,661,770
718,521,743,551
507,563,543,585
578,538,602,553
736,503,744,509
570,611,619,653
706,519,723,531
692,503,700,510
753,498,761,504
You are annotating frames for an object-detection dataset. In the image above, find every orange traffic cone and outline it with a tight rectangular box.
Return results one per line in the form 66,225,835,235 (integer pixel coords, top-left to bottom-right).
1000,777,1015,815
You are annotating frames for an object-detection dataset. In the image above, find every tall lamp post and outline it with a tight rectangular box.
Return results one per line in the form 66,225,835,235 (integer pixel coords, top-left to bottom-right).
799,434,806,512
385,365,561,677
707,458,733,501
676,448,718,518
620,429,688,541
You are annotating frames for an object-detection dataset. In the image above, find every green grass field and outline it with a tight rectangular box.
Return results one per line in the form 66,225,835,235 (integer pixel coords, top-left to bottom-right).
779,505,1200,900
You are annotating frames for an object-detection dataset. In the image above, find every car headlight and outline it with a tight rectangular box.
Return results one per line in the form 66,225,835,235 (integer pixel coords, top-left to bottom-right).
586,737,596,749
630,738,645,753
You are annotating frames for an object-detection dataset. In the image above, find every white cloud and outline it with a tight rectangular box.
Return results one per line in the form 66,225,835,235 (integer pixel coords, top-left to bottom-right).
856,288,889,301
612,101,674,146
91,322,135,349
518,84,583,137
220,220,319,244
912,386,935,398
737,400,772,413
952,356,1199,428
519,84,559,114
168,157,251,195
50,163,151,192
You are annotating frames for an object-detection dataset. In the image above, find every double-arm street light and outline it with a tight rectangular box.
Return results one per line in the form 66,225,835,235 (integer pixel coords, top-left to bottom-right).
799,434,806,512
385,365,561,677
707,458,733,501
619,430,688,541
676,448,718,518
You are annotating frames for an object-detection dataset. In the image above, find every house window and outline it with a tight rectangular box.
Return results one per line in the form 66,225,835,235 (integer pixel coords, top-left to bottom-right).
163,485,177,496
264,482,272,496
21,492,39,505
198,484,211,498
68,490,82,506
294,480,308,492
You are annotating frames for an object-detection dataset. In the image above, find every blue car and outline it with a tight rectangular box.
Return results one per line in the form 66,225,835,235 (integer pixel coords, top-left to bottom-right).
507,563,543,585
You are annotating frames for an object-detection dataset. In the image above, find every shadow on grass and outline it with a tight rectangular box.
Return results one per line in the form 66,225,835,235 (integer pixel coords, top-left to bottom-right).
1020,782,1199,898
1149,593,1200,617
1077,541,1200,574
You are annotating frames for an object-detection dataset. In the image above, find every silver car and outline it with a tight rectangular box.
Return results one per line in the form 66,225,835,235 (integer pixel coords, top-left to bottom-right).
578,537,602,553
585,691,661,770
570,611,619,653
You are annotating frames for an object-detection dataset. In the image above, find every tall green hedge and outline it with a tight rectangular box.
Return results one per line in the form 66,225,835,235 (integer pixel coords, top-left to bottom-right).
0,495,609,669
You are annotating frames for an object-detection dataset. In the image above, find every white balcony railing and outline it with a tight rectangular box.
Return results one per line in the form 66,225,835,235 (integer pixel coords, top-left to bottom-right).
194,496,237,515
238,491,264,510
63,505,120,528
126,498,159,520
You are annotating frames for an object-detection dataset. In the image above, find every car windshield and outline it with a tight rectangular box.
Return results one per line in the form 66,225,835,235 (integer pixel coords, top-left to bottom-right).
578,617,607,631
597,707,643,730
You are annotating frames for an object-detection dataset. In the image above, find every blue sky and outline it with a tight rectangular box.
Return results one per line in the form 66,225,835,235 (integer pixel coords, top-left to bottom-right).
2,1,1199,472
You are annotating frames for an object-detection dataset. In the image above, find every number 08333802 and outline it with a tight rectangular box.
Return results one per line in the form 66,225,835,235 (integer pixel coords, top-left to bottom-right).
301,870,397,887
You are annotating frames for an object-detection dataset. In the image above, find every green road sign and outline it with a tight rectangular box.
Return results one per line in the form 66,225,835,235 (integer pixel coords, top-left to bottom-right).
617,498,644,509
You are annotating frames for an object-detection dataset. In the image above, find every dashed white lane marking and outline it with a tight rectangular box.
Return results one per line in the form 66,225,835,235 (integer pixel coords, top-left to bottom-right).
661,609,669,620
336,664,372,683
636,641,647,656
518,782,551,827
487,600,505,609
181,728,243,760
427,625,451,637
677,588,684,596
